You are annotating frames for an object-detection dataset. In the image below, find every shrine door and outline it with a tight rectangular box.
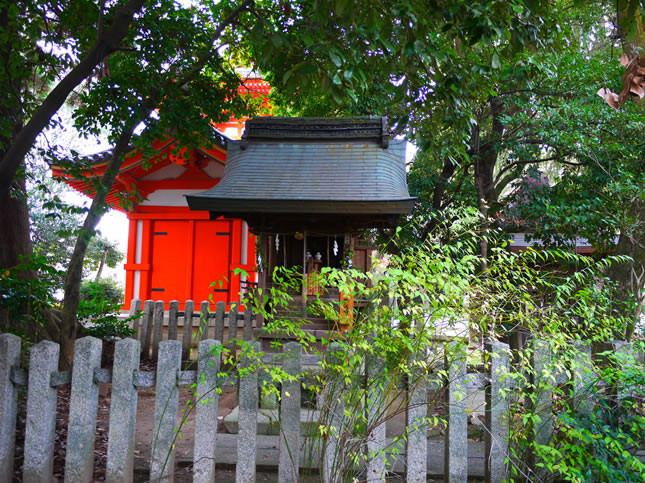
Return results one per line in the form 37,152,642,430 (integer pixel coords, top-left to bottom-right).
149,219,232,305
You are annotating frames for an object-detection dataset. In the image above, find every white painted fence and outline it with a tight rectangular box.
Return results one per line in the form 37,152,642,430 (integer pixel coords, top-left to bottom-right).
0,332,632,482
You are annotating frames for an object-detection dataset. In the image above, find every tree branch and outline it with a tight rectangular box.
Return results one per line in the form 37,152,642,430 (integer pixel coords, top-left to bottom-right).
0,0,147,196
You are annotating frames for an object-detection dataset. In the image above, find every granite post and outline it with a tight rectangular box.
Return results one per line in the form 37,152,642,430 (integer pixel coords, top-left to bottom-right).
322,343,344,483
23,340,59,482
106,338,140,482
279,342,302,482
236,342,259,483
0,333,20,478
485,341,510,483
64,336,103,483
193,339,221,482
406,351,428,483
366,351,386,481
151,340,182,482
445,342,468,483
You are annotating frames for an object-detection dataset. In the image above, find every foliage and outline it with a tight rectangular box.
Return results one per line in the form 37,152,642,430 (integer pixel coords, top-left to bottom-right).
162,218,643,480
0,255,62,333
78,278,134,339
27,163,124,289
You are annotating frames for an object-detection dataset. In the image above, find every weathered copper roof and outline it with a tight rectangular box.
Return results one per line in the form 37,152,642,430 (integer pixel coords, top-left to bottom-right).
186,117,415,229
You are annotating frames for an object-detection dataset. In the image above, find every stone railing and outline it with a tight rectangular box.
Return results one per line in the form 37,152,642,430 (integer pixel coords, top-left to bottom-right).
0,332,639,481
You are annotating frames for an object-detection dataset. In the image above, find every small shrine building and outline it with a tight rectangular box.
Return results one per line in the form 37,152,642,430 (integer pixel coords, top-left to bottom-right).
186,116,415,296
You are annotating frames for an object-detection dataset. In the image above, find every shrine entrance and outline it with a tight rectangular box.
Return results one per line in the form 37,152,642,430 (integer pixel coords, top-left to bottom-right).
261,233,347,294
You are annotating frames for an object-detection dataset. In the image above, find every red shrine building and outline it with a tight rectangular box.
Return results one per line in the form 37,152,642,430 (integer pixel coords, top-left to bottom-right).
53,73,270,309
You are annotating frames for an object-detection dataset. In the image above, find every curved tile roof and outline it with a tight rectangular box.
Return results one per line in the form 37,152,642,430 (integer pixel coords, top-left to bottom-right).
186,128,415,215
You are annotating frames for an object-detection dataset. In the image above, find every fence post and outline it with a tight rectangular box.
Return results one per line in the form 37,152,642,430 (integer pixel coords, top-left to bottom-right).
214,301,226,343
243,305,254,341
279,342,302,482
193,339,221,483
0,334,21,478
151,300,165,361
129,299,142,339
23,340,59,482
572,341,593,416
485,341,510,483
106,338,141,483
151,340,182,482
228,303,239,351
366,350,386,481
529,339,553,478
199,301,210,341
141,300,154,358
406,350,428,483
611,341,632,407
236,341,259,483
182,300,195,360
168,300,179,341
64,336,103,482
445,341,468,483
322,343,345,483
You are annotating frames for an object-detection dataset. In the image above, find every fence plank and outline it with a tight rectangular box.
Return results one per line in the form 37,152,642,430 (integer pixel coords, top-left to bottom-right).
168,301,179,341
141,300,154,358
279,342,302,482
193,339,221,483
182,300,195,360
0,334,21,478
199,301,210,341
243,306,254,341
236,342,259,483
151,340,182,482
228,303,239,350
485,341,510,483
573,341,593,416
129,299,142,339
151,301,165,361
406,352,428,483
64,337,103,482
322,343,344,483
106,338,141,483
23,340,59,483
214,301,226,343
611,341,632,406
445,342,468,483
529,339,553,478
366,351,386,481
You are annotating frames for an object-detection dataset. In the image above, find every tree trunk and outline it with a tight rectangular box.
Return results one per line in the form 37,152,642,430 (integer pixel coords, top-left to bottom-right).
611,1,645,339
95,247,109,282
608,198,645,339
473,97,504,273
0,176,33,330
59,124,137,368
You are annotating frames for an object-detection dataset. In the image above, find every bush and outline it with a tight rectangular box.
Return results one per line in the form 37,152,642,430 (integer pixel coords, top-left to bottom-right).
78,278,135,339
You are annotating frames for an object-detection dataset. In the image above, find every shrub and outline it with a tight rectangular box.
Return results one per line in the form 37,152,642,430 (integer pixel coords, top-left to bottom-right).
78,278,135,339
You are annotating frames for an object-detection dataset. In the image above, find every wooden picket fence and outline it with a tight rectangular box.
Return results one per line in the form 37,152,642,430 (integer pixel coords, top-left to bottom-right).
127,299,257,360
0,332,637,481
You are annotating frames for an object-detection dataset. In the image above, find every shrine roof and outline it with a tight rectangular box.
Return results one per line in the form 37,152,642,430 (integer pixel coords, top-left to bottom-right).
51,129,231,211
186,117,415,220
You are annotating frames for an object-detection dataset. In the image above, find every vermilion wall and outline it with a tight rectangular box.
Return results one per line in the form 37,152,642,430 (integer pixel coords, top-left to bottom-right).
124,207,256,310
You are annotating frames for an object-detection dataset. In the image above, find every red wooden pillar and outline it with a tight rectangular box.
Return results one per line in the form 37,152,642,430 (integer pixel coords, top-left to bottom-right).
229,219,242,303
